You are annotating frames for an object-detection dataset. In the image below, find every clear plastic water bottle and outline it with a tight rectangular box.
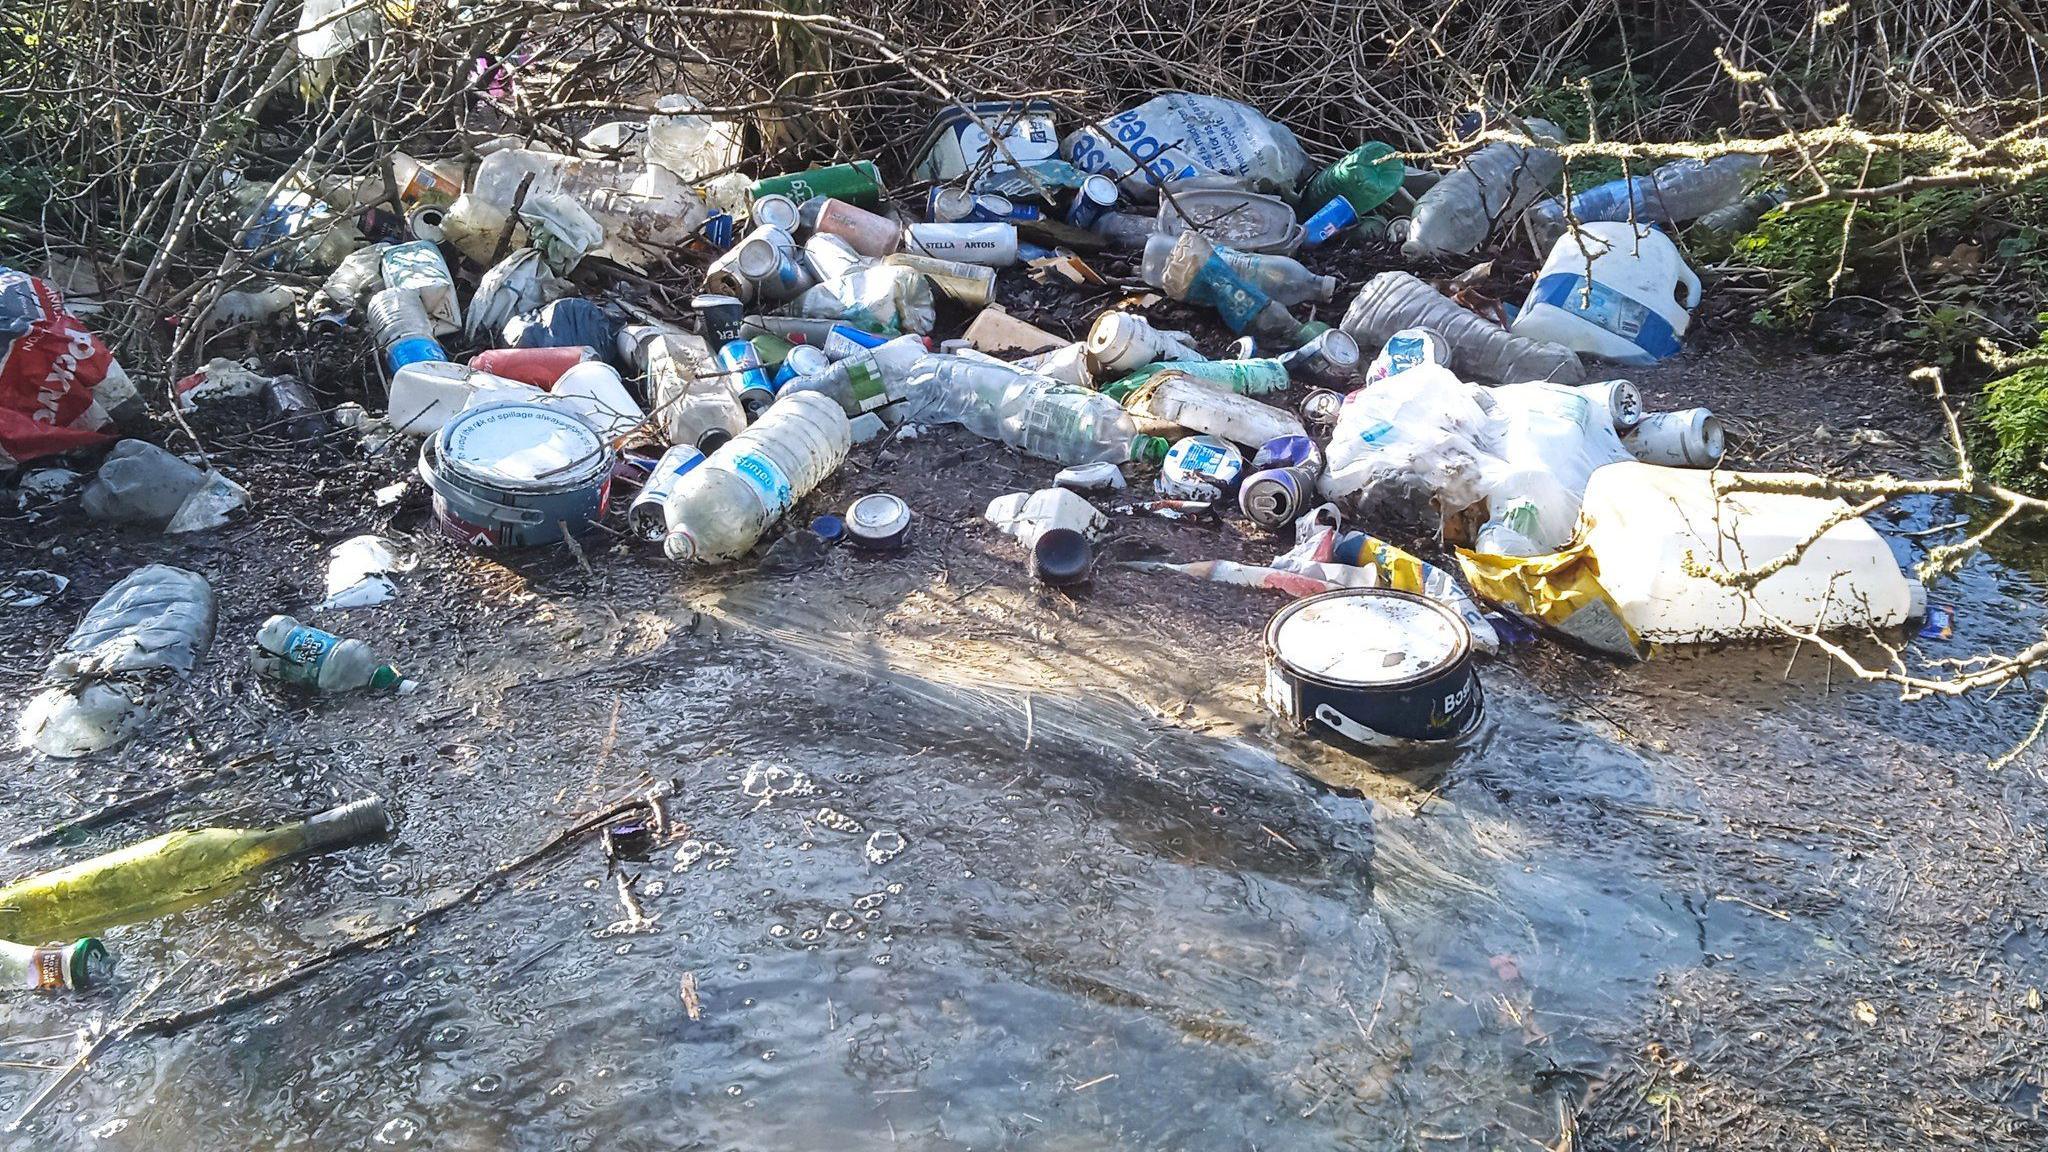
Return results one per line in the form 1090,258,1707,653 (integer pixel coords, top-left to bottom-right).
1340,271,1585,384
308,242,390,328
662,390,852,563
1403,118,1564,258
1140,235,1334,306
1524,154,1765,250
783,334,928,415
366,288,446,372
254,615,407,692
900,355,1168,467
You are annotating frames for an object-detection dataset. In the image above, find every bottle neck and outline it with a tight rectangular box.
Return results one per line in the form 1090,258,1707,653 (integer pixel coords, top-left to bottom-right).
293,797,391,854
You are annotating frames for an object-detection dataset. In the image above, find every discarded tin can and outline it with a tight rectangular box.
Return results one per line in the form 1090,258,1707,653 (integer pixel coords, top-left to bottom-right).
733,229,814,302
1158,435,1245,501
699,210,735,249
263,376,328,442
692,293,746,346
1622,408,1723,467
714,339,776,419
750,161,884,208
1283,328,1363,386
773,344,831,389
1300,388,1346,427
845,493,914,551
749,193,801,233
930,188,1044,224
1301,195,1359,247
628,444,706,540
1066,174,1119,229
1238,435,1324,530
881,253,997,307
813,199,900,257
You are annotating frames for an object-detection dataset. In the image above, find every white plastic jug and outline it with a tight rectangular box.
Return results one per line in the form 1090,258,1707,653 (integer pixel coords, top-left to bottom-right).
1511,222,1700,365
1579,461,1922,642
549,361,646,442
389,361,527,436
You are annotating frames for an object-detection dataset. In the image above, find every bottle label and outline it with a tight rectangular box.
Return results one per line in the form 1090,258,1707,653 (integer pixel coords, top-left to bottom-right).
1529,273,1682,359
846,362,888,412
276,625,339,686
31,945,66,990
731,451,795,518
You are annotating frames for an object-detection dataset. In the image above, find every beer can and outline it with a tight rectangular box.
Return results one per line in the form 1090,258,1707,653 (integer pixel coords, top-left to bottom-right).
1065,174,1119,229
715,340,776,419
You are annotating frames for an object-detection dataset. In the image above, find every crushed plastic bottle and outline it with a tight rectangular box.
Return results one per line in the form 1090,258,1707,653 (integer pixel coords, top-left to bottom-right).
1523,153,1765,251
1117,371,1307,449
663,391,852,563
781,265,936,336
783,334,929,416
1403,118,1564,259
1340,271,1585,384
901,355,1169,467
254,616,409,692
635,329,746,453
1140,234,1333,306
1690,187,1789,243
1153,231,1307,343
307,242,389,328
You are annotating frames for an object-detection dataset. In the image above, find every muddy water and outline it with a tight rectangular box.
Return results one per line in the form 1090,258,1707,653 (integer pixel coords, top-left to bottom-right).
1,486,2043,1150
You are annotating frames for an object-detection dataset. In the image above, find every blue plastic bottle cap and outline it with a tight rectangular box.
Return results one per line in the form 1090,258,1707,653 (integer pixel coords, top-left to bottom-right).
1030,528,1093,586
810,514,847,545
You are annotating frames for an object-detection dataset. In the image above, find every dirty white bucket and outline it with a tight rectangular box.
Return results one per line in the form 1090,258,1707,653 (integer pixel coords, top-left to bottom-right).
1512,222,1700,365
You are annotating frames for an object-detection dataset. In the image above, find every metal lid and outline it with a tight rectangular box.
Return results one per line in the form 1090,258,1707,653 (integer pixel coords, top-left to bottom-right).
845,493,913,550
438,402,610,492
1267,589,1469,688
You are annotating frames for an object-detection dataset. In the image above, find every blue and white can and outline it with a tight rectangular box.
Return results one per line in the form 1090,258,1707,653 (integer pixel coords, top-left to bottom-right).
773,344,831,390
1065,175,1119,228
1302,195,1359,247
699,210,736,249
715,340,776,419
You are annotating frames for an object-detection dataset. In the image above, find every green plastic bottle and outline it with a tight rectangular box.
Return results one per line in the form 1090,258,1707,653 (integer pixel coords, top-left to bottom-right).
0,798,389,941
1302,142,1404,216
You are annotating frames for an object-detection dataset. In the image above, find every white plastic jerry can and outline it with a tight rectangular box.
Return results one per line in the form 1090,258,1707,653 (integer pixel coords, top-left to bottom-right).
1511,221,1701,365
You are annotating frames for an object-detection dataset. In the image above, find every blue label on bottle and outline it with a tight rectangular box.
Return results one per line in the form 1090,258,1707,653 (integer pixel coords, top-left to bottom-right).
1529,273,1682,361
731,451,794,517
279,625,339,685
1196,256,1267,333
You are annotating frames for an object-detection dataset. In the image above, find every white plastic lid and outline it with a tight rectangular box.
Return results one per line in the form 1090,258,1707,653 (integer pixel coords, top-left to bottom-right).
1271,592,1465,686
439,402,608,491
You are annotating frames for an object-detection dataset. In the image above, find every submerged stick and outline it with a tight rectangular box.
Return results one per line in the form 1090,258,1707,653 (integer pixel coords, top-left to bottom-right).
7,952,199,1133
6,753,276,852
125,785,669,1038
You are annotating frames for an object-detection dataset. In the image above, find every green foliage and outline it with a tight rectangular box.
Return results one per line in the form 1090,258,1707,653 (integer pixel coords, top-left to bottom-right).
1978,318,2048,494
1732,152,2048,344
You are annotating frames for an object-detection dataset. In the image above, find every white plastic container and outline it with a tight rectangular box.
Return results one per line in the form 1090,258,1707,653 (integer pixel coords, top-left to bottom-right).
1579,461,1922,642
662,391,852,563
984,487,1107,548
389,361,526,436
904,222,1019,267
550,361,646,442
381,240,461,335
1512,222,1701,365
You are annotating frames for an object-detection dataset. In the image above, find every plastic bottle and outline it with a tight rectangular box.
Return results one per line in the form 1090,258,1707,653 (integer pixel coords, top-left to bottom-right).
1340,271,1585,384
1103,358,1291,398
645,94,746,182
308,242,390,328
1301,142,1405,217
442,149,708,271
1154,231,1306,343
640,331,745,453
1523,154,1765,251
0,798,390,941
1140,235,1333,306
380,240,461,335
367,288,447,372
662,390,852,563
1403,118,1564,258
1118,371,1307,449
1690,187,1789,242
354,152,463,209
0,937,111,992
901,355,1169,467
783,334,929,415
253,616,407,692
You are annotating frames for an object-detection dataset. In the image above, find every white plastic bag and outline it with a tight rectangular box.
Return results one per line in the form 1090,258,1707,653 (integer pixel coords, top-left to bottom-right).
1064,93,1312,197
1319,365,1498,518
467,250,569,340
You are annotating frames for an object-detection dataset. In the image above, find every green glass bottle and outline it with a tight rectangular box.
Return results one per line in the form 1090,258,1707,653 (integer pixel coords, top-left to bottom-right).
0,798,389,941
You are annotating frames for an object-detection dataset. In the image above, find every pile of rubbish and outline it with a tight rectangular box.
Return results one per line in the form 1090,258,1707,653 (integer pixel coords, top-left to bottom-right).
0,93,1938,988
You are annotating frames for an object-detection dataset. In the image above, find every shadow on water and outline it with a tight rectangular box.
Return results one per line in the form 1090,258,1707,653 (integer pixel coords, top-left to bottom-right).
0,490,2043,1150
